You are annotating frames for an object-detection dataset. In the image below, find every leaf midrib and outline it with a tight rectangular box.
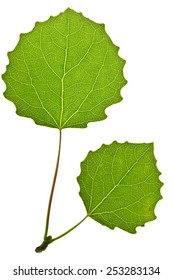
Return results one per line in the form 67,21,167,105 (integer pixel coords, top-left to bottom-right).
59,9,70,128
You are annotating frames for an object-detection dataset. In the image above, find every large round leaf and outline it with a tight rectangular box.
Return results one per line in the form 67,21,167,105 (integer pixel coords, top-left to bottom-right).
2,8,127,129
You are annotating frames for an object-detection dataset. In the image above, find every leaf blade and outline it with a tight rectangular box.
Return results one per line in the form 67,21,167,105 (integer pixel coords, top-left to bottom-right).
78,142,163,233
2,8,127,129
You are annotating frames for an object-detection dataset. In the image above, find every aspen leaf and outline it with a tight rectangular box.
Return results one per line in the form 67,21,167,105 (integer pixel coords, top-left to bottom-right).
2,8,127,129
78,142,163,233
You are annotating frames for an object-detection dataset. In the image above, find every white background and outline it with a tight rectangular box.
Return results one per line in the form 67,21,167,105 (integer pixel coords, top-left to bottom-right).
0,0,173,279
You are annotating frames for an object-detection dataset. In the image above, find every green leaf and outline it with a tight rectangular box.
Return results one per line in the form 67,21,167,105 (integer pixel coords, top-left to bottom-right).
2,8,127,129
78,142,163,233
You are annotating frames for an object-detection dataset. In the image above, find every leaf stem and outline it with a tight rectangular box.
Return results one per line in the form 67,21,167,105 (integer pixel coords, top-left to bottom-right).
49,215,88,244
35,130,87,253
44,129,62,240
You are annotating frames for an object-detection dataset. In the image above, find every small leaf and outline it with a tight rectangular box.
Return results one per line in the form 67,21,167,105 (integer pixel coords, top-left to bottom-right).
78,142,163,233
2,8,127,129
